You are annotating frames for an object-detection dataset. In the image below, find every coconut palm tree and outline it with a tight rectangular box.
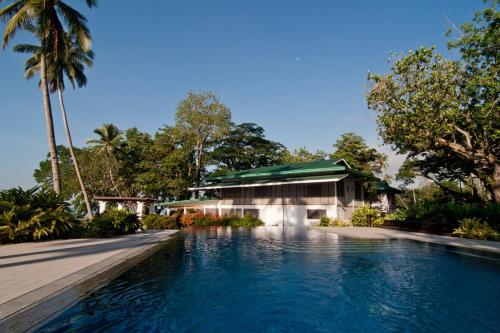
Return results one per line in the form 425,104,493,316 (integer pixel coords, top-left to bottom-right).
87,124,124,196
14,24,95,218
0,0,97,194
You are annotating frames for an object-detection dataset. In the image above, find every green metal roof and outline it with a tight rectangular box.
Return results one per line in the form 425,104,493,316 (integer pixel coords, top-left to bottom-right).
208,159,350,181
190,174,349,190
372,181,403,193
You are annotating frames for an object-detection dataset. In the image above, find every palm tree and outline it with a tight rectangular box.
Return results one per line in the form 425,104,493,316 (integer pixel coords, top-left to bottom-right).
0,0,97,194
87,124,124,196
14,25,95,219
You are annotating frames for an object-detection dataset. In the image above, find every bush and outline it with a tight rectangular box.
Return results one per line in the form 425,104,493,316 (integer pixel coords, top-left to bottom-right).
85,208,141,237
452,218,499,241
351,205,384,227
319,216,351,227
177,212,263,228
0,187,76,243
142,214,179,230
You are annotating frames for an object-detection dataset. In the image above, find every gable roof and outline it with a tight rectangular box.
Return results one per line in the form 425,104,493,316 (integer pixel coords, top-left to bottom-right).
206,159,376,184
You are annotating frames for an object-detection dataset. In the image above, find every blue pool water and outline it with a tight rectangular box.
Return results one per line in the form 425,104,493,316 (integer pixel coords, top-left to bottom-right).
38,227,500,333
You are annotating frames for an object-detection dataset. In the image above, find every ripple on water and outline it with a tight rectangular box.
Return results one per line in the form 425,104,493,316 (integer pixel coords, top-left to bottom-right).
37,227,500,333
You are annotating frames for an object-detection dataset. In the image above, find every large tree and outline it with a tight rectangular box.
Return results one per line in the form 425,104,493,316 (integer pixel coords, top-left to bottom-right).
175,91,232,194
281,147,327,163
1,0,97,194
367,3,499,202
211,122,285,173
330,132,388,176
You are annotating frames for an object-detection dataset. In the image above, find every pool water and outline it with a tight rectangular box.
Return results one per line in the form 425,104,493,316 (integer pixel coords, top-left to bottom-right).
38,227,500,333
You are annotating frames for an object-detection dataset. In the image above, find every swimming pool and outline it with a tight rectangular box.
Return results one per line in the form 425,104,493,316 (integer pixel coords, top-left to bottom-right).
37,227,500,333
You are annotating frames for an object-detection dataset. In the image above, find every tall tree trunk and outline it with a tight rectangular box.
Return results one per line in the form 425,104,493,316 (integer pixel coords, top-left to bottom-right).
57,87,94,219
40,54,61,194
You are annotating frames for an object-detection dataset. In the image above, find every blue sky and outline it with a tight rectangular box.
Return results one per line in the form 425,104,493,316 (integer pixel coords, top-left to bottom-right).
0,0,483,188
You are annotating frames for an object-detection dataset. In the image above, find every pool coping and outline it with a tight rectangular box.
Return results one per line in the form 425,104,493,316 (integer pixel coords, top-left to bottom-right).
313,226,500,253
0,230,178,333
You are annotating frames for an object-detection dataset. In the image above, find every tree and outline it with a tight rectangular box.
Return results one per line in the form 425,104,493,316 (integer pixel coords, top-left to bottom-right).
281,147,327,163
330,132,388,176
367,3,499,203
14,24,95,218
211,122,285,173
87,124,125,196
1,0,97,194
175,91,232,195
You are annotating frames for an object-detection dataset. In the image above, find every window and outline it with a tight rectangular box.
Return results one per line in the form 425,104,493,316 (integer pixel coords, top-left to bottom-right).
307,209,326,219
243,209,259,218
337,180,345,197
254,186,272,198
354,182,362,200
306,183,322,197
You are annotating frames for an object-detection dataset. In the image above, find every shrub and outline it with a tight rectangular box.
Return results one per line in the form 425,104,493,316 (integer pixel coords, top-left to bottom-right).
452,218,499,241
319,216,351,227
85,208,141,237
351,205,384,227
177,212,263,228
0,187,76,243
142,214,179,230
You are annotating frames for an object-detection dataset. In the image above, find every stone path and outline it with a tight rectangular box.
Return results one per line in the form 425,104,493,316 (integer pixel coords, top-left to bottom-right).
0,230,178,332
315,227,500,253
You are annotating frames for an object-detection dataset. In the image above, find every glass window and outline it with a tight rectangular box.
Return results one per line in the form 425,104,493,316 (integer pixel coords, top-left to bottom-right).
307,209,326,219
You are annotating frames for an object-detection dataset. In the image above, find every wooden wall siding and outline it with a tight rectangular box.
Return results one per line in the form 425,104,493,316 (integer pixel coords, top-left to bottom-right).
220,182,345,206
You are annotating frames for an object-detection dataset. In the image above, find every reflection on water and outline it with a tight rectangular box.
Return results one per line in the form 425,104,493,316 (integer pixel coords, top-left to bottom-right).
37,227,500,333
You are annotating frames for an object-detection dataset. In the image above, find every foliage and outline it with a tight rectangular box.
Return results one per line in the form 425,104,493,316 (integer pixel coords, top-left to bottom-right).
85,208,141,237
452,218,499,241
0,187,76,243
175,91,232,189
402,200,500,227
351,205,385,227
319,216,351,227
330,132,388,176
281,147,327,163
141,214,179,230
211,123,286,174
177,212,263,228
367,2,500,203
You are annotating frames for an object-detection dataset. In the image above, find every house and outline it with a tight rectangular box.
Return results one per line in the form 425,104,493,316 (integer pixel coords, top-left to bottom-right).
160,159,398,226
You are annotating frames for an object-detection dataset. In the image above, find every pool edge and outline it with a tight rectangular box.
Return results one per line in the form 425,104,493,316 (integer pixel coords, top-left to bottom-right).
0,230,178,333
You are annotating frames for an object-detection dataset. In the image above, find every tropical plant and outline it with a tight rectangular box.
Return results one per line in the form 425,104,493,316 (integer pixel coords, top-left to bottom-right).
1,0,97,194
86,208,140,237
0,187,76,243
319,216,351,227
452,218,499,241
142,214,179,230
14,23,95,218
351,205,385,227
87,124,124,196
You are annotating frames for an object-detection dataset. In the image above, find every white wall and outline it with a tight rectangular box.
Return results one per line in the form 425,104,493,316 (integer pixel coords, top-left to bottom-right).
198,202,337,227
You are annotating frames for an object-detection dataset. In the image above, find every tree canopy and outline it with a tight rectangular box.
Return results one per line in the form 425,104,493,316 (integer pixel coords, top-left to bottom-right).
367,2,499,202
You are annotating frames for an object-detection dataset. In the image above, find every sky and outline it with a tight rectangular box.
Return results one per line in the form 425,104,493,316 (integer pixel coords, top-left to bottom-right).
0,0,484,189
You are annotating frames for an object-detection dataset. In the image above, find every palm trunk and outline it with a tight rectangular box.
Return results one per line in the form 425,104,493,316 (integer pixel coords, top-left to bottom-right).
57,87,94,219
40,54,61,194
